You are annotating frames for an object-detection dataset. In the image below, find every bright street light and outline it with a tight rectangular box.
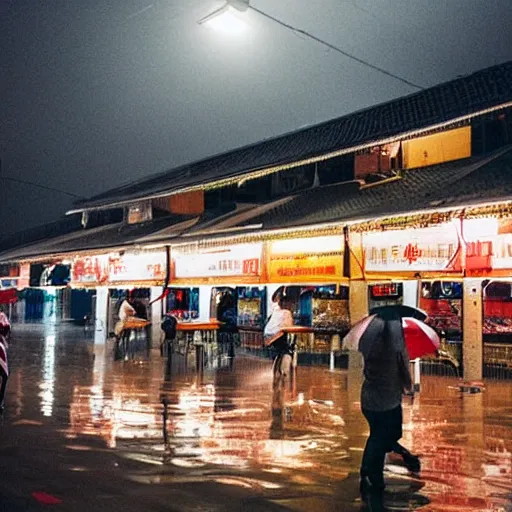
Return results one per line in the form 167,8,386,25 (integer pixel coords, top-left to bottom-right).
198,1,249,34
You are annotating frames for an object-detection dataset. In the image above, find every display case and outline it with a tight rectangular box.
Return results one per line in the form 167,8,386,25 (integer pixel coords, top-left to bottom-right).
237,287,266,328
166,287,199,320
311,287,350,333
237,287,266,349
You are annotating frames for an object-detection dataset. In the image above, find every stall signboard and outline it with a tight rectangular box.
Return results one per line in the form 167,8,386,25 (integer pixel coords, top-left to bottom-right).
464,217,512,272
362,222,462,273
172,243,262,279
268,236,344,282
71,255,109,284
108,251,166,282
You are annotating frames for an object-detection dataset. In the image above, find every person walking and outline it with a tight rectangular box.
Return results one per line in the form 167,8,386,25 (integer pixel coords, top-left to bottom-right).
359,314,420,497
264,291,294,387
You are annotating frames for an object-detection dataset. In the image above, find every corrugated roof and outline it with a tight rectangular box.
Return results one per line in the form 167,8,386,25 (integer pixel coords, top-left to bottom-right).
70,61,512,213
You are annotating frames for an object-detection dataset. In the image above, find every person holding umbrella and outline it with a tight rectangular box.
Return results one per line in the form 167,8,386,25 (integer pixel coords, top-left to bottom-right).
344,305,436,497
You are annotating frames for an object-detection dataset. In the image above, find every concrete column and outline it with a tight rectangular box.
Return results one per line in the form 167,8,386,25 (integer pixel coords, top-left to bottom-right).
199,285,213,322
349,280,369,325
94,287,109,345
347,280,366,401
402,280,418,308
462,279,483,381
150,286,163,348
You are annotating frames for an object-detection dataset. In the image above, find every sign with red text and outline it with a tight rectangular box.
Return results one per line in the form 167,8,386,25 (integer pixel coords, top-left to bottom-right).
71,255,109,284
464,217,512,272
268,236,344,283
362,222,462,273
172,243,262,279
108,251,166,282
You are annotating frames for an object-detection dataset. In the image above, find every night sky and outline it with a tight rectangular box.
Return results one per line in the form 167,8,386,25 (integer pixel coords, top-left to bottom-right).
1,0,511,235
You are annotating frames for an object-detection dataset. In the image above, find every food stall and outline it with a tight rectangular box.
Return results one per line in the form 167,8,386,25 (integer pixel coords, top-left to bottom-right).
464,216,512,378
237,286,266,350
419,280,463,368
71,250,165,344
169,242,264,367
353,218,465,377
265,235,349,365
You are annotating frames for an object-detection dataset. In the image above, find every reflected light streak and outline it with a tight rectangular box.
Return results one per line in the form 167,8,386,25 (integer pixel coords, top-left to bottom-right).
40,335,56,417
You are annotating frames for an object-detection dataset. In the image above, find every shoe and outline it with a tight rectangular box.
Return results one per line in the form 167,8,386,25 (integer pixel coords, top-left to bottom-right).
360,475,385,498
402,452,421,473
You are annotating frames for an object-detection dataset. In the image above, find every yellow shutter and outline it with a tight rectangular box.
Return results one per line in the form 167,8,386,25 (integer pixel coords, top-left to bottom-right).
402,126,471,169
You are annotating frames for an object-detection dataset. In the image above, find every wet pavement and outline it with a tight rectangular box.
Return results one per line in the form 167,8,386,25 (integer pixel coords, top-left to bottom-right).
0,323,511,511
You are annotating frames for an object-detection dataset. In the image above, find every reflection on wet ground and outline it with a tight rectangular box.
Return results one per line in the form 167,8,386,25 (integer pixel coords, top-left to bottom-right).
0,323,511,511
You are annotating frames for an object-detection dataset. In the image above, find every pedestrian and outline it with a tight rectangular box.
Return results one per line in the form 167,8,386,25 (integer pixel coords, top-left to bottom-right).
0,306,11,340
0,334,8,412
359,314,420,497
264,290,294,386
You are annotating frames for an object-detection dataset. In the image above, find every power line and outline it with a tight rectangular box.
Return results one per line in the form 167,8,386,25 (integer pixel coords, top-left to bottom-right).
1,176,84,199
249,5,424,91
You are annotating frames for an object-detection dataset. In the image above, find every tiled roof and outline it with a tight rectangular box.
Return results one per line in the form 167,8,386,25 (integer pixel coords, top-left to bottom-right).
231,147,512,230
3,148,512,262
72,61,512,212
0,215,194,262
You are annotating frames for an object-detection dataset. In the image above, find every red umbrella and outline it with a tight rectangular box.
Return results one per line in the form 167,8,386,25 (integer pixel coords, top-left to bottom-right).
402,317,440,359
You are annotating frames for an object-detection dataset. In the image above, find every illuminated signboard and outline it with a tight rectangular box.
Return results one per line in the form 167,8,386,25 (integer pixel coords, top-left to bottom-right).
71,255,109,284
370,283,401,298
464,218,512,271
268,236,344,283
108,251,166,282
363,222,462,272
172,243,262,279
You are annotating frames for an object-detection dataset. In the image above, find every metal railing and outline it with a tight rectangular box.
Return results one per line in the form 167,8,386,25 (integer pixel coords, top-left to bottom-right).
483,343,512,380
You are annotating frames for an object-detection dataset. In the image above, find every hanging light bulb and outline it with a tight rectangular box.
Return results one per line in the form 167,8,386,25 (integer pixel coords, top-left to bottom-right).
198,0,249,34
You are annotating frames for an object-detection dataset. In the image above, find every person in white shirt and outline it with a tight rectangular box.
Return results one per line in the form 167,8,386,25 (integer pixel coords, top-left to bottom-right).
264,292,294,385
118,299,136,321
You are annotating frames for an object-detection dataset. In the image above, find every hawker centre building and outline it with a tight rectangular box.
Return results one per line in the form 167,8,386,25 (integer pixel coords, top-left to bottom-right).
1,61,512,381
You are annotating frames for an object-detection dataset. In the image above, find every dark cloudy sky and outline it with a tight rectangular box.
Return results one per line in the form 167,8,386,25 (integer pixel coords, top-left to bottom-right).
1,0,511,235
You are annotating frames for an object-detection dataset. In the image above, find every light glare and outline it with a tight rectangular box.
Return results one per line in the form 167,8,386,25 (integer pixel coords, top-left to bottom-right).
204,6,247,34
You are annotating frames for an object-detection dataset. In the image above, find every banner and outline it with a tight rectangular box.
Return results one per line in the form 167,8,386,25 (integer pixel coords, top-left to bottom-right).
362,222,462,273
172,243,262,279
71,255,109,284
268,236,344,283
108,251,166,282
464,218,512,272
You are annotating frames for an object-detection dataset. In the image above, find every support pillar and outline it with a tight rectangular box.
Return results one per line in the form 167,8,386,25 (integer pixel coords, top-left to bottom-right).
349,280,369,325
94,287,109,345
347,280,367,403
462,279,483,381
150,286,163,350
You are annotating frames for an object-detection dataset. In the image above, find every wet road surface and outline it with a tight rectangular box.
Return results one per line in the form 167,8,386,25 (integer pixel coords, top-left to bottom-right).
0,323,511,511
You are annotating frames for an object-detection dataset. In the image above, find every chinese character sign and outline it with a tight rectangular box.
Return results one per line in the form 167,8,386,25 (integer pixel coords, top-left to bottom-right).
172,244,263,279
71,255,109,284
268,236,344,283
108,251,166,282
362,222,462,272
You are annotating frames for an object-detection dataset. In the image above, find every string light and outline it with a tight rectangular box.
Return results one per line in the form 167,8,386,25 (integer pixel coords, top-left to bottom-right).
67,102,512,215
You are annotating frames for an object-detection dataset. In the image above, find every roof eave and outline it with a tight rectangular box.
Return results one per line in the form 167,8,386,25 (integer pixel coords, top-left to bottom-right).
66,100,512,216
